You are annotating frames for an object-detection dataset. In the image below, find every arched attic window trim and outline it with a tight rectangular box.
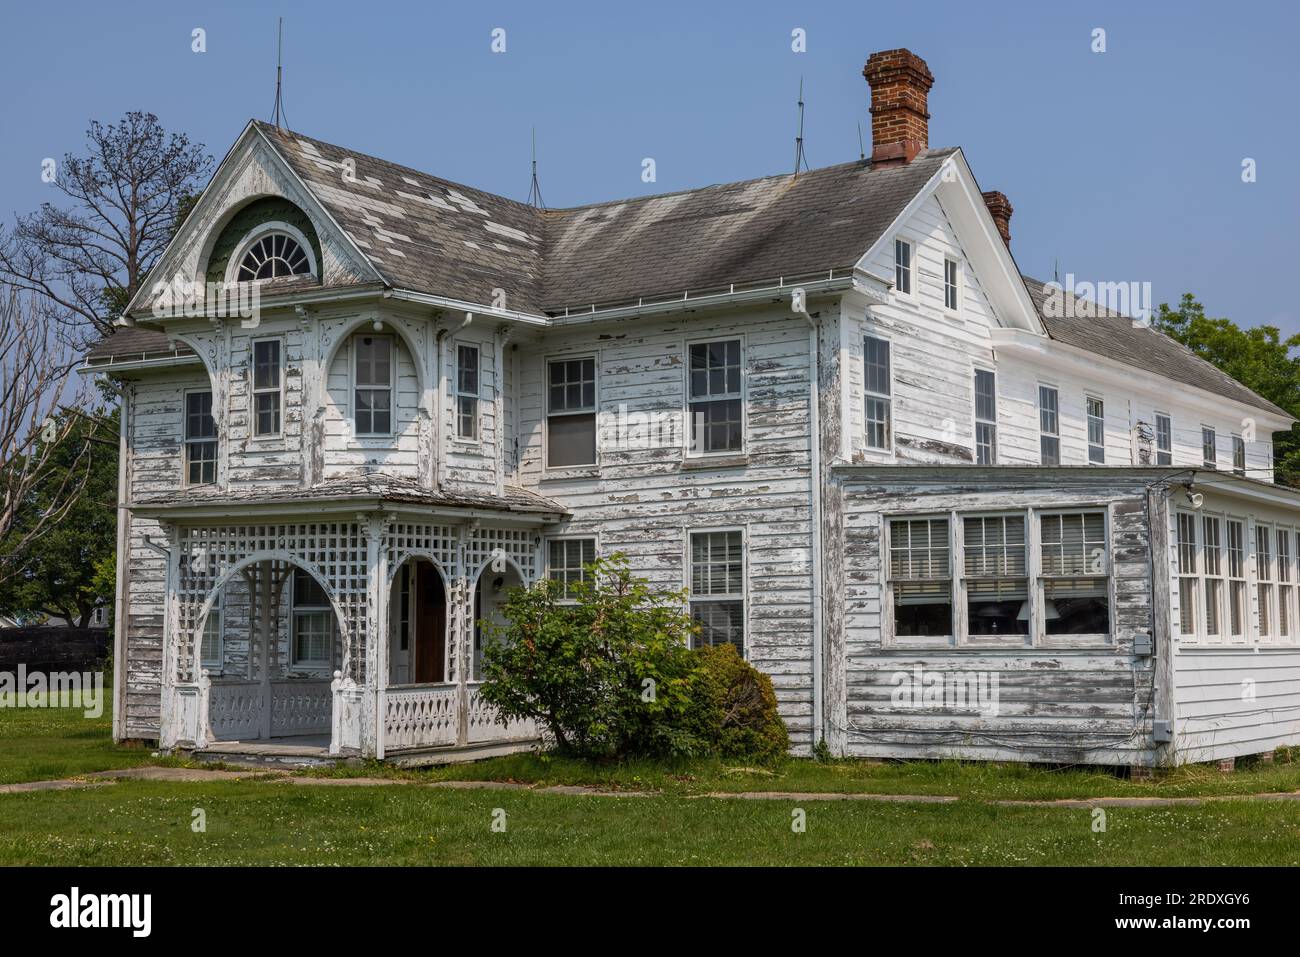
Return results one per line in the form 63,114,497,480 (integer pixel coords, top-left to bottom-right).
223,221,318,284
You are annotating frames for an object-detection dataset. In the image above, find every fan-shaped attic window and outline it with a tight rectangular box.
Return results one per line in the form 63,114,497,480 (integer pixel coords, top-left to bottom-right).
237,231,312,281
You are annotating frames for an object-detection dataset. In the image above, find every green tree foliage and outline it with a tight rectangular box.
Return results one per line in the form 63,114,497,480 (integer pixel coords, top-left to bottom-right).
1154,294,1300,487
0,407,118,627
477,555,787,762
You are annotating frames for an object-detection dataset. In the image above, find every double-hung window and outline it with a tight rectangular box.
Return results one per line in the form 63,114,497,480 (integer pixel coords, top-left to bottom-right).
1201,516,1225,639
689,530,745,652
864,336,892,451
353,335,392,435
1233,436,1246,476
456,344,479,440
964,515,1027,636
547,538,596,601
1278,529,1293,641
252,339,281,436
1155,413,1172,465
889,517,952,638
291,570,334,670
1202,427,1217,468
894,238,913,295
944,258,959,311
1176,512,1199,638
185,390,217,485
1227,519,1248,641
1086,396,1105,464
1039,386,1060,465
974,369,997,465
1039,511,1110,635
1257,524,1275,641
546,356,597,467
687,340,743,455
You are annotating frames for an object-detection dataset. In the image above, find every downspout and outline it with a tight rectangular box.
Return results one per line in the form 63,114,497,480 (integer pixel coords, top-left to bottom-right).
803,313,825,750
99,375,130,742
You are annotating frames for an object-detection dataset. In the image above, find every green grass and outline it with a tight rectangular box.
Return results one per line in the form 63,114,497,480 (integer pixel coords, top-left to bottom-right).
309,750,1300,802
0,777,1298,865
0,691,168,785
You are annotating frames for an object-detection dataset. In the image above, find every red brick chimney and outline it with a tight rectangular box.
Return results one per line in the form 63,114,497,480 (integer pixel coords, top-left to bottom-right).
982,190,1013,246
863,49,934,166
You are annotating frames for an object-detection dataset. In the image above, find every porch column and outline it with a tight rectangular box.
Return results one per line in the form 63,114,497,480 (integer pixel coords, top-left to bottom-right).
258,560,273,740
156,523,181,749
375,517,392,759
455,522,475,747
360,513,387,759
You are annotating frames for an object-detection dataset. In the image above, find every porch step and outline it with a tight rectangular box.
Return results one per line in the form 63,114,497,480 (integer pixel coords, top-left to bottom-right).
190,737,345,770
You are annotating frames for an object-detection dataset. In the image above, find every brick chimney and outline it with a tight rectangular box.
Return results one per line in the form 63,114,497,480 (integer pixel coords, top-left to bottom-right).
863,49,934,166
982,191,1013,246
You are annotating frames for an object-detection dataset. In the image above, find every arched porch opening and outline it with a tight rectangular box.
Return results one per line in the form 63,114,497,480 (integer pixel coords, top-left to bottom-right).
469,557,525,682
386,554,450,686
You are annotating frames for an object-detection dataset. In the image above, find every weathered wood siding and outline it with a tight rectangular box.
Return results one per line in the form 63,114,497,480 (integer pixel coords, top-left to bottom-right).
516,302,825,750
835,470,1158,765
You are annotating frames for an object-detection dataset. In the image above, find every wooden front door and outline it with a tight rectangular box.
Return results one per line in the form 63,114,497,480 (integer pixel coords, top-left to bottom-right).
414,562,446,683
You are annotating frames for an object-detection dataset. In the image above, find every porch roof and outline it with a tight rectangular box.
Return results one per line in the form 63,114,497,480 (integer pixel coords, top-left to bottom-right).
129,474,567,523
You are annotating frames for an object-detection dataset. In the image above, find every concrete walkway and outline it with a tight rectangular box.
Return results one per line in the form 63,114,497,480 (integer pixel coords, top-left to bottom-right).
3,765,1300,805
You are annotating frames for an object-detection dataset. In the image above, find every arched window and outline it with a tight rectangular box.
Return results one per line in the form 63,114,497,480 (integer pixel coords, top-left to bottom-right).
237,231,312,281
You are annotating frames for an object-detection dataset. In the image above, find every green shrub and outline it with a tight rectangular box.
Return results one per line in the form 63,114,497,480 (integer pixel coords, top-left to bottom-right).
477,554,789,763
689,643,789,764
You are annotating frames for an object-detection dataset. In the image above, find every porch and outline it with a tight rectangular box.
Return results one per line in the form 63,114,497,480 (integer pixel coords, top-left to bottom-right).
135,479,565,761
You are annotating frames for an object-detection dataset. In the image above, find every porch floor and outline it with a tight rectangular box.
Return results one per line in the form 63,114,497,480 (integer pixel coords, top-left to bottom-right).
192,734,337,768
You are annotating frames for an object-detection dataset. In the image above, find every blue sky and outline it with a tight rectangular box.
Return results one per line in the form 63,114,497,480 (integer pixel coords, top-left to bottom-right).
2,0,1298,333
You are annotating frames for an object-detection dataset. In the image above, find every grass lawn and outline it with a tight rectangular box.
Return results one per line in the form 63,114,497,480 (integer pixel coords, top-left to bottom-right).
3,687,1300,864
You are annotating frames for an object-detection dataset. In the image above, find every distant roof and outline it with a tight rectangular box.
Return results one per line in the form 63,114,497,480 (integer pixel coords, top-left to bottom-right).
1022,276,1287,418
85,325,186,362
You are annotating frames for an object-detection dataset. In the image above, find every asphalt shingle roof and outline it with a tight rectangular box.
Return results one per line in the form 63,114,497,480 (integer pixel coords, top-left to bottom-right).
1022,276,1287,418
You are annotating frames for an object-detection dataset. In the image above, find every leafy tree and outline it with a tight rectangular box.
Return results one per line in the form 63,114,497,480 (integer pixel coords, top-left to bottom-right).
1153,294,1300,487
0,407,118,627
0,112,211,348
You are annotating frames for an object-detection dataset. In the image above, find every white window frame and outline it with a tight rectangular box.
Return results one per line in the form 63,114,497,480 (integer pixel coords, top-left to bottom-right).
863,334,893,453
686,526,747,657
894,237,914,297
1202,426,1217,468
545,353,599,469
1200,513,1227,642
1276,526,1295,644
1155,412,1173,466
545,535,597,603
454,342,480,443
960,510,1030,647
1036,507,1113,646
351,333,396,437
973,367,997,465
1176,510,1201,644
183,388,218,487
250,336,284,439
1256,520,1276,644
885,514,955,648
943,257,960,313
685,337,745,458
201,591,224,672
223,221,318,285
1226,517,1249,644
1086,395,1105,464
290,569,335,673
1038,384,1060,465
1232,435,1246,476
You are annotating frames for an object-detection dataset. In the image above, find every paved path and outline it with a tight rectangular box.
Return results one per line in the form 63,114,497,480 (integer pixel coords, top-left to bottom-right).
3,765,1299,806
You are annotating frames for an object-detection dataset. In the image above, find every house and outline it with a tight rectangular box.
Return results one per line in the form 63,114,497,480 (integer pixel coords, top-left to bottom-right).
84,48,1300,769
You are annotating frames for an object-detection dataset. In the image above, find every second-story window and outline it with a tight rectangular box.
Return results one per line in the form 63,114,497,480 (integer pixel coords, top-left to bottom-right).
547,356,597,467
1202,427,1217,468
456,344,479,441
1155,413,1172,465
688,340,743,455
1233,435,1246,476
894,238,913,295
864,336,892,451
252,339,281,437
1086,396,1105,464
185,390,217,485
353,336,392,435
974,369,997,465
1039,385,1060,465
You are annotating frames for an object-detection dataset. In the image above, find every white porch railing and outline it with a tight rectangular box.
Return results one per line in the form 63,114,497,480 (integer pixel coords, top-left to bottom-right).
270,679,332,736
383,683,458,751
467,683,538,744
208,681,262,741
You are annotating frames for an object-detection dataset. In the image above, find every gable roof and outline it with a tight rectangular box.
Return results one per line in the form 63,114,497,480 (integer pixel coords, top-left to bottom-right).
1022,276,1288,418
83,123,1285,420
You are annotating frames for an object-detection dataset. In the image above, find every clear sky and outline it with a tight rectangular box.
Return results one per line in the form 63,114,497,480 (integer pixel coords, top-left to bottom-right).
2,0,1297,333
